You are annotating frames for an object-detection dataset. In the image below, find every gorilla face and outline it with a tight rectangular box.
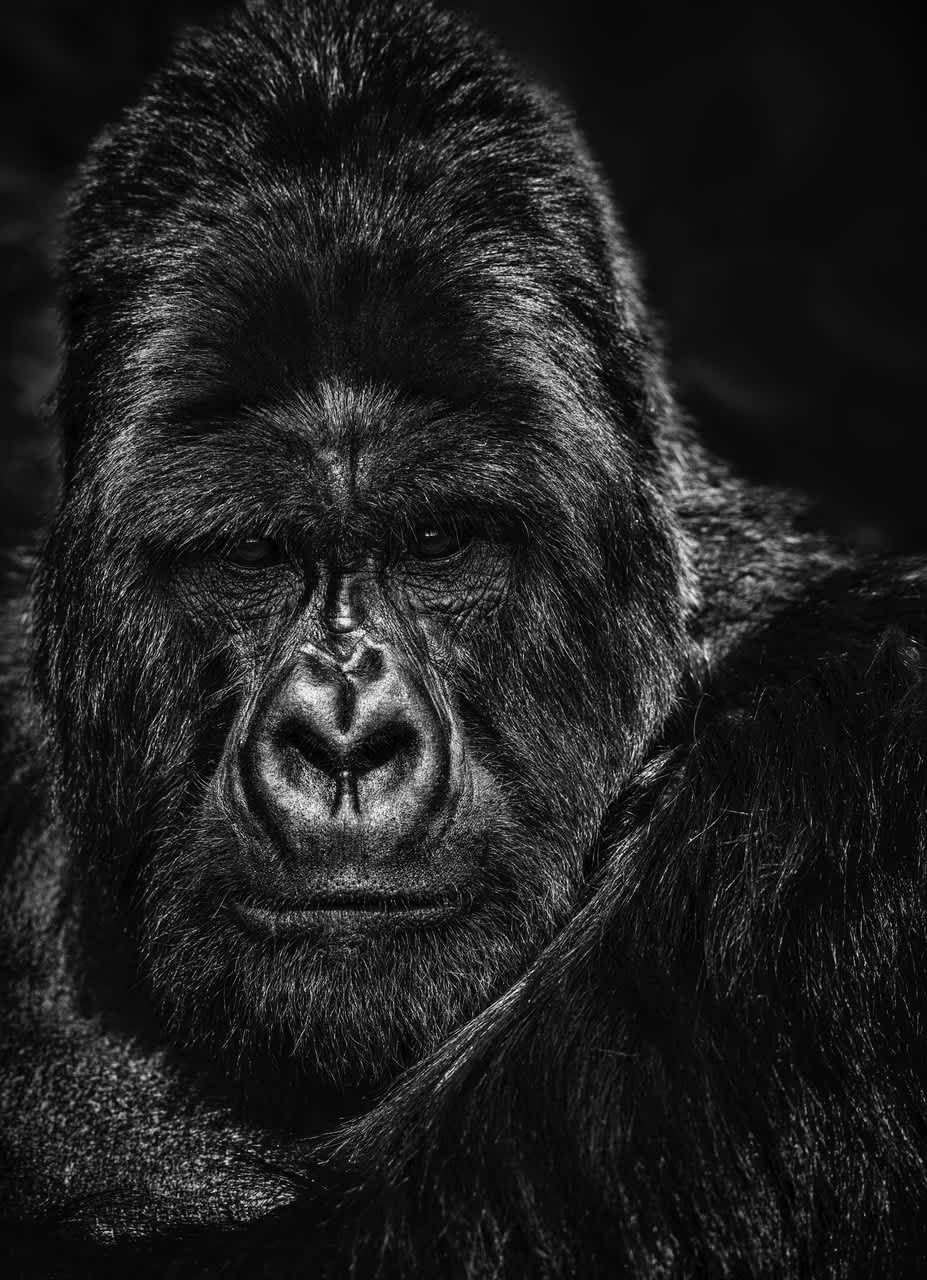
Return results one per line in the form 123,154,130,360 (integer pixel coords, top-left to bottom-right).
132,393,620,1086
33,0,690,1089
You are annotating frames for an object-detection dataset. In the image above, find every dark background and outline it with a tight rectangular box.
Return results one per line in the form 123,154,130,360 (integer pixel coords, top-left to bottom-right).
2,0,925,552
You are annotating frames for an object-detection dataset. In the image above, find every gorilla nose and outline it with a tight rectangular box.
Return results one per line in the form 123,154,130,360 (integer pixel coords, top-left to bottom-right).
294,641,410,783
242,640,451,865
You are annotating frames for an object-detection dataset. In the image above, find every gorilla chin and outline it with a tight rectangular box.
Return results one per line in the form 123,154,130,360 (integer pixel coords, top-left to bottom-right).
139,819,586,1089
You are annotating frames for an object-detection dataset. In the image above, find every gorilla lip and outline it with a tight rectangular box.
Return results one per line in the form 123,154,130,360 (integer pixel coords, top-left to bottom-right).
230,891,467,937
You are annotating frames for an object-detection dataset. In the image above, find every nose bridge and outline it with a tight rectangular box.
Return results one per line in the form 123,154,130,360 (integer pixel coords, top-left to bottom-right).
298,634,385,704
324,564,369,635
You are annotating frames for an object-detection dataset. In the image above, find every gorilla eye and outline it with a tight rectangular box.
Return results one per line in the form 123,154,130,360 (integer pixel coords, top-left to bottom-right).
225,537,283,568
406,524,470,560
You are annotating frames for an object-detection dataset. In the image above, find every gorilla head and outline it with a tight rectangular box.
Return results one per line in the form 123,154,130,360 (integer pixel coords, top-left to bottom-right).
33,0,690,1090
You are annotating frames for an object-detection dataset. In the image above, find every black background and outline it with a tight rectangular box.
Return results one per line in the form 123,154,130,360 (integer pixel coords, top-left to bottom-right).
2,0,925,552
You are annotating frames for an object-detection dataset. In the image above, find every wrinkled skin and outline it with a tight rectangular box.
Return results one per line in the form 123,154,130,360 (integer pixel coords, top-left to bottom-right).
4,2,927,1277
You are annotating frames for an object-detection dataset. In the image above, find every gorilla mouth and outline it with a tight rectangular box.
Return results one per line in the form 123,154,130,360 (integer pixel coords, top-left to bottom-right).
230,889,469,937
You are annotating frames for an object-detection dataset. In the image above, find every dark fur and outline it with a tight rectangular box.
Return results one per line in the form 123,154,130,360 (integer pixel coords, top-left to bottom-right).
3,0,927,1275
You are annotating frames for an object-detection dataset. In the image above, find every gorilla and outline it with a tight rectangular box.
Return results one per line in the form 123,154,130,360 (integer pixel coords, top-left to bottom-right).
3,0,927,1275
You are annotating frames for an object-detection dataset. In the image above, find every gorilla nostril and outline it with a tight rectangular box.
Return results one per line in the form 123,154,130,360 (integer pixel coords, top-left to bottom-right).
279,722,418,783
348,725,418,777
280,725,339,779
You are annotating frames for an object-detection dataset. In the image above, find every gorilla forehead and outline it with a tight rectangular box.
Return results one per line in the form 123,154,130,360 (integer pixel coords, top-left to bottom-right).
99,368,619,554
